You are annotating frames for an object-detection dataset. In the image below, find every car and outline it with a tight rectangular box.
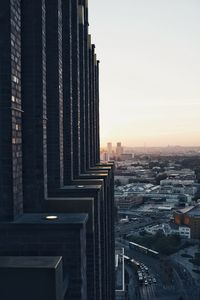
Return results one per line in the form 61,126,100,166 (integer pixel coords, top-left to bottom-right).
144,280,148,285
139,276,143,281
148,278,152,284
153,278,157,283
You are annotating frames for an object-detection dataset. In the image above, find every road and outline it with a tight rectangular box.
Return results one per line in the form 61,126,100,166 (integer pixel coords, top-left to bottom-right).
124,257,157,300
171,260,200,300
116,218,153,236
139,283,156,300
124,264,138,300
124,262,157,300
116,238,199,300
117,240,158,300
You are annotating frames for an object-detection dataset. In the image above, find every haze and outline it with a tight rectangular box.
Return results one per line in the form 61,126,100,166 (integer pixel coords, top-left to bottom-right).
89,0,200,147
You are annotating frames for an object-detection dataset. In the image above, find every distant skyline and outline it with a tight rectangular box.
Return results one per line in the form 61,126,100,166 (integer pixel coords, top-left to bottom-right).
89,0,200,147
100,143,200,150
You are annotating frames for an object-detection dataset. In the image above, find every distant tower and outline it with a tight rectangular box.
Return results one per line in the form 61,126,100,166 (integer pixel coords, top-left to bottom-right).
116,142,123,157
107,142,112,160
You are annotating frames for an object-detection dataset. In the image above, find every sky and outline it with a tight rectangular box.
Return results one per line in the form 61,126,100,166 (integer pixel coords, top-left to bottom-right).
89,0,200,147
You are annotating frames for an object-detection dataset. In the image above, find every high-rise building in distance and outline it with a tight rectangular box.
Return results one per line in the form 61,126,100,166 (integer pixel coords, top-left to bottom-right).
116,142,123,157
0,1,115,299
107,142,113,160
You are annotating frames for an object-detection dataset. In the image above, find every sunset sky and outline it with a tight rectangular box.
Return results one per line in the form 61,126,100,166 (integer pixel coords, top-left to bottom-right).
89,0,200,147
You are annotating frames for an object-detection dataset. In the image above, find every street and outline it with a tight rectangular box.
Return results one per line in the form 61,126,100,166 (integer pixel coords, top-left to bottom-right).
116,238,199,300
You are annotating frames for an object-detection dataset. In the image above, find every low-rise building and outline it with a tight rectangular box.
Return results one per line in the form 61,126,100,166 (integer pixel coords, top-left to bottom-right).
145,222,191,239
179,225,191,239
174,205,200,239
120,153,133,161
116,196,144,210
160,179,197,196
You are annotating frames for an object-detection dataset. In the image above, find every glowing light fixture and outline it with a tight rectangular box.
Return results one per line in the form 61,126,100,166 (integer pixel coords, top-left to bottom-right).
45,215,58,220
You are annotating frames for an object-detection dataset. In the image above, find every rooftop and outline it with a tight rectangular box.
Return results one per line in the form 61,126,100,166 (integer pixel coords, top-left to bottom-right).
62,184,102,190
13,213,88,225
187,205,200,217
177,205,200,217
178,206,195,214
0,256,62,269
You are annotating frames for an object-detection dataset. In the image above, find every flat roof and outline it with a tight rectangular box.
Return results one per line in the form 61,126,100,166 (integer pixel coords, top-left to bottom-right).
177,205,200,217
13,213,88,225
158,206,173,211
187,205,200,217
178,206,195,214
46,197,94,201
62,184,102,190
77,173,108,177
0,256,62,269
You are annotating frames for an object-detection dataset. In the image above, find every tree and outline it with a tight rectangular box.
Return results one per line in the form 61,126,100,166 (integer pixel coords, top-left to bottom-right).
115,179,121,187
128,178,134,184
156,173,167,185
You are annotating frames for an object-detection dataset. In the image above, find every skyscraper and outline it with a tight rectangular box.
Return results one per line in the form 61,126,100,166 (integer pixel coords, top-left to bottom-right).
116,142,123,157
0,0,23,221
0,1,115,299
107,142,113,160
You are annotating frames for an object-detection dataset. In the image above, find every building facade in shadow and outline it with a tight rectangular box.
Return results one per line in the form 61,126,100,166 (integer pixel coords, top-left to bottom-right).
0,0,115,299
